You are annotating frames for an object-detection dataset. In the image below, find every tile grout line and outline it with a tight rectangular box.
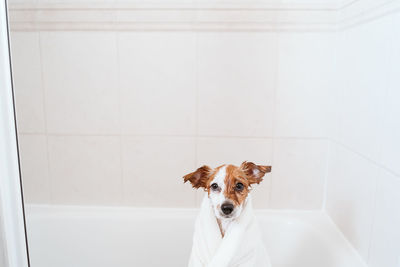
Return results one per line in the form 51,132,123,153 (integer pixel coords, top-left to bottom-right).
322,138,332,210
321,31,339,211
331,139,400,180
194,31,200,207
338,0,400,30
365,37,392,264
366,167,381,265
114,31,125,206
322,29,340,211
37,31,54,204
18,131,334,139
18,131,336,142
268,30,280,209
337,0,362,10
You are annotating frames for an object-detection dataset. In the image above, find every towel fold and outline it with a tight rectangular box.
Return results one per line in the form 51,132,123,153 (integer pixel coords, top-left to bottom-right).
188,194,271,267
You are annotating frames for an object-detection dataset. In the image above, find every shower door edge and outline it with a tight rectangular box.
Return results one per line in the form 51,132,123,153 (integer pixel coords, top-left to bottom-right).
0,0,30,266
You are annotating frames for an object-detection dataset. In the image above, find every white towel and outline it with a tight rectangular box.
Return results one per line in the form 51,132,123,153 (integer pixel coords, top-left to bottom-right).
188,194,271,267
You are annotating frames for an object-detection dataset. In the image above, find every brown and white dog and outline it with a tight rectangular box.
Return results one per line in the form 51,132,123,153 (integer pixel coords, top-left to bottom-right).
184,161,272,267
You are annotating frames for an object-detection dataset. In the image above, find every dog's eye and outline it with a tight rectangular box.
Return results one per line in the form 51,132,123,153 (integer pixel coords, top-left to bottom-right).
235,183,244,191
211,183,219,191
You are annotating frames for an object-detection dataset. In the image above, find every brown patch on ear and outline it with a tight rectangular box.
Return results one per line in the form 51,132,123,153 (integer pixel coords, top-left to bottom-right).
240,161,271,185
183,165,213,189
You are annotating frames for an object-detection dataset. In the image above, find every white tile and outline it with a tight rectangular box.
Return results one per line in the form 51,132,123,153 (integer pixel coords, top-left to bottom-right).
197,137,273,167
8,0,37,4
48,136,123,205
118,32,196,135
326,143,378,261
10,32,45,134
198,32,277,137
41,32,120,135
18,134,51,203
270,138,328,209
328,31,346,142
335,17,393,163
381,13,400,176
197,137,273,208
275,32,334,138
122,136,196,207
369,170,400,267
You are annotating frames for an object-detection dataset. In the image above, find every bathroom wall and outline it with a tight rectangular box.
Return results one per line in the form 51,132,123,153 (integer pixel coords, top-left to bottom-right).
325,7,400,267
10,29,332,209
8,0,336,210
9,0,399,233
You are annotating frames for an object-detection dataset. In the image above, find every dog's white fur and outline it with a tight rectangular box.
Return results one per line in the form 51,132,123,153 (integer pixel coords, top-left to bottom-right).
188,193,271,267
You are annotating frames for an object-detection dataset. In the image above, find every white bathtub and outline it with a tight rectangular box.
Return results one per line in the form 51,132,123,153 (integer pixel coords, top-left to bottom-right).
25,205,367,267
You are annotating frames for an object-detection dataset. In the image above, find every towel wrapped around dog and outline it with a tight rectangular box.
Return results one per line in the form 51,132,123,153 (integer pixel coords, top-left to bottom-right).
188,194,271,267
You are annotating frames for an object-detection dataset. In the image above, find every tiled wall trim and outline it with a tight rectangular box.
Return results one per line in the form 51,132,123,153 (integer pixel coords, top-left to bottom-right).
8,0,400,31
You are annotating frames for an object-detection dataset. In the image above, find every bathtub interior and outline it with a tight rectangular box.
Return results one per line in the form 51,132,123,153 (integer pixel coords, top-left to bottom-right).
26,205,366,267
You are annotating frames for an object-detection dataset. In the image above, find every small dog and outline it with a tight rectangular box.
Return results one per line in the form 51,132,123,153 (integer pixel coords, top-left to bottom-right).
184,161,272,267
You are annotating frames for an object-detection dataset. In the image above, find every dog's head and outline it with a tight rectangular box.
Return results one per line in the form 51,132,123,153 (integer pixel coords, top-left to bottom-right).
183,162,271,221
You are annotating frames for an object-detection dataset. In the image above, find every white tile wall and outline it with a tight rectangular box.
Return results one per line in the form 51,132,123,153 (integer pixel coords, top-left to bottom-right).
334,17,392,163
11,30,332,210
196,137,273,167
368,169,400,267
48,136,123,205
121,136,196,207
197,32,277,137
275,32,334,138
41,32,120,135
12,14,398,216
10,32,45,134
381,13,400,176
327,30,345,142
118,32,197,136
326,143,378,261
18,134,51,203
270,138,328,209
325,13,400,267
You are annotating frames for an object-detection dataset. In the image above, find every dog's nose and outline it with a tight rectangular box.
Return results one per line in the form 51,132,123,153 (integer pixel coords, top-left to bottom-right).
221,203,234,215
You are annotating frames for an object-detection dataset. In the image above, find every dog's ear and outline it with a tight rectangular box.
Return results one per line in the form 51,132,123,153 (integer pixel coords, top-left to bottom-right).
183,165,213,189
240,161,271,185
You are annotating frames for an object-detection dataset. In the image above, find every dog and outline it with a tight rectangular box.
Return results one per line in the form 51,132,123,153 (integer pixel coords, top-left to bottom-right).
183,161,272,267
